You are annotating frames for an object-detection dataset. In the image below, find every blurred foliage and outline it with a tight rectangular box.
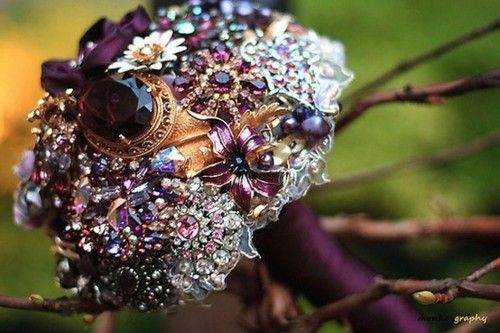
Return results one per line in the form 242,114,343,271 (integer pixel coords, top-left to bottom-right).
0,0,499,332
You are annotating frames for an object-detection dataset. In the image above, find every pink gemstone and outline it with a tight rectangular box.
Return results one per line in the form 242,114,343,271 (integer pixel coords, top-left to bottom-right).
212,213,223,223
205,242,217,253
177,215,199,240
158,17,171,29
192,250,203,259
212,228,224,240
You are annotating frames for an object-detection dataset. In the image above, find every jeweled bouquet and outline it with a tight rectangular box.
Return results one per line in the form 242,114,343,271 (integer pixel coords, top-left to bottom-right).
14,1,352,311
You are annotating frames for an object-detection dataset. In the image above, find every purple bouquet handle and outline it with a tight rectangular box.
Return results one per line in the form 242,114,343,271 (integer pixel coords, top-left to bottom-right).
255,200,429,333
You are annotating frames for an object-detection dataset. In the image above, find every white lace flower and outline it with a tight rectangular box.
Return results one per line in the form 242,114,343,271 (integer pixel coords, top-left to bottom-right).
108,30,186,73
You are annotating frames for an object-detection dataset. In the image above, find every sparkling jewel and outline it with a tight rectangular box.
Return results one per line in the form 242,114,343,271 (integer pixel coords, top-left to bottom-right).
177,215,200,239
78,76,153,141
151,147,186,174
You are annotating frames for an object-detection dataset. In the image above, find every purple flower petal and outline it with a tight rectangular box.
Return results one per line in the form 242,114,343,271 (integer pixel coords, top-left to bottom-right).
230,175,254,212
41,60,85,95
207,119,237,158
118,6,151,34
78,18,118,53
251,172,281,197
237,126,266,156
79,6,151,74
199,161,233,186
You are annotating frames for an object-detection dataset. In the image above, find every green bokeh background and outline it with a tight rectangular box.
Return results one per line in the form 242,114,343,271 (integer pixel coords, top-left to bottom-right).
0,1,499,332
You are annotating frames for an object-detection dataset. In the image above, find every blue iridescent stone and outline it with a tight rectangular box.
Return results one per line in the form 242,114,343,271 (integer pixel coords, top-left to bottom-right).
151,147,185,174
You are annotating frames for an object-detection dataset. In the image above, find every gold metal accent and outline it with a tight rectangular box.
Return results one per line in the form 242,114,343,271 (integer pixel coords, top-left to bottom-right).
80,73,177,159
233,102,289,134
161,110,219,176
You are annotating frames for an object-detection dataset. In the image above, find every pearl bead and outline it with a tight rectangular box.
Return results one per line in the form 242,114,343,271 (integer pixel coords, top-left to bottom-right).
292,105,315,121
300,115,331,139
258,152,274,170
280,115,300,134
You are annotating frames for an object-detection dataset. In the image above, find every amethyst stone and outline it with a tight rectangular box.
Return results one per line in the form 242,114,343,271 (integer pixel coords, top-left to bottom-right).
79,76,153,141
211,71,233,93
241,79,267,96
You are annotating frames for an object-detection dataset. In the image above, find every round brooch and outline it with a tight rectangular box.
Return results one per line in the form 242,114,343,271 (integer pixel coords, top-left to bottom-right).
14,1,353,312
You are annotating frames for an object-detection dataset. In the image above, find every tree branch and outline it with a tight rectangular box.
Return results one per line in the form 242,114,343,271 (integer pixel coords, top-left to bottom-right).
0,294,107,314
319,215,500,241
337,69,500,132
294,257,500,333
343,18,500,104
313,130,500,192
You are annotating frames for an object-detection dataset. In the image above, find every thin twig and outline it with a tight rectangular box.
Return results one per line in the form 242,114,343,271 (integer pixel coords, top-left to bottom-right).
466,257,500,282
294,258,500,332
313,130,500,192
343,18,500,104
0,294,107,314
337,69,500,131
319,215,500,241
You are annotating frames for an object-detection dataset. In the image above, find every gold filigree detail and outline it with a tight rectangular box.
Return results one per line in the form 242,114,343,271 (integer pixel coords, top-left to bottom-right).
233,102,289,134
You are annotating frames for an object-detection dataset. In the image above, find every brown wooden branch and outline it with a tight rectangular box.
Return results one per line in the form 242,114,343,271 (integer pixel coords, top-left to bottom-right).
319,215,500,241
337,69,500,131
313,130,500,192
293,257,500,333
0,294,107,314
343,18,500,103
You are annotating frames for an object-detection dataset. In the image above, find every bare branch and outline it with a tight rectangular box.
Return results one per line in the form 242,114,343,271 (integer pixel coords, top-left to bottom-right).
319,215,500,241
338,69,500,132
294,258,500,332
0,294,107,314
313,130,500,192
343,18,500,103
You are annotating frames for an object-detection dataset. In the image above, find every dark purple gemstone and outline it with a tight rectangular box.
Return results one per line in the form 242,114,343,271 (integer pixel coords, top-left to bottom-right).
192,55,206,70
106,235,123,256
293,105,315,121
212,43,231,62
173,75,192,94
79,76,153,141
300,115,332,139
139,208,154,222
281,115,300,134
258,152,274,170
241,79,267,96
211,71,233,93
193,97,207,112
